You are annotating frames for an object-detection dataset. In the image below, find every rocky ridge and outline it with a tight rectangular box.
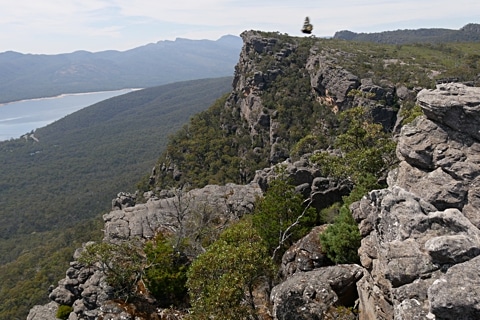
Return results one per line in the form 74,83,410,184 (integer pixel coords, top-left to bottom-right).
27,157,351,319
27,31,480,319
352,83,480,319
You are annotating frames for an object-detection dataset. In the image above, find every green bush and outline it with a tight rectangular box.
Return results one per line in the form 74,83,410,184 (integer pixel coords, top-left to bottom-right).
78,241,144,300
186,218,274,320
143,234,189,307
311,106,397,187
56,305,73,320
251,174,317,262
319,205,361,264
400,102,424,125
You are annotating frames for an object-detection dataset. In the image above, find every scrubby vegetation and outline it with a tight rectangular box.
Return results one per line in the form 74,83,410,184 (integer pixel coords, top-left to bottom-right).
334,23,480,44
251,174,317,262
3,29,480,319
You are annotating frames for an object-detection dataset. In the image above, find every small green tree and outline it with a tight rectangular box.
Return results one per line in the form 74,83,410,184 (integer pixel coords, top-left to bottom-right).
186,218,274,320
319,205,361,264
143,234,189,307
78,241,144,300
251,174,316,262
312,106,396,264
312,106,397,188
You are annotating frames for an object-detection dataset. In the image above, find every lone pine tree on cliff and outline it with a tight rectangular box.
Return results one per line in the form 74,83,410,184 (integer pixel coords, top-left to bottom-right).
302,16,313,34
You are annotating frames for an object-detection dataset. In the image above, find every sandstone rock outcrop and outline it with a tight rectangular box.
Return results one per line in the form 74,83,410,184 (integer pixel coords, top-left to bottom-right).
253,156,352,211
271,264,363,320
352,83,480,320
280,225,332,278
26,301,58,320
103,182,262,243
32,182,262,320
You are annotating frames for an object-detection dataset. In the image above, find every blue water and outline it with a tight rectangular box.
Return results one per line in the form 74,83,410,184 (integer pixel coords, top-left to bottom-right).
0,89,139,141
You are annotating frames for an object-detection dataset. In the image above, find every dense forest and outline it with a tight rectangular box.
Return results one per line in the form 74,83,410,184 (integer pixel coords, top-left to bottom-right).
0,77,232,319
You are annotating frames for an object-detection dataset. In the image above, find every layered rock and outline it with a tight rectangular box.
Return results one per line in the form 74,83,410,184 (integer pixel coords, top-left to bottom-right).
104,182,262,243
29,182,262,320
252,155,352,211
271,264,364,320
280,225,332,278
352,83,480,320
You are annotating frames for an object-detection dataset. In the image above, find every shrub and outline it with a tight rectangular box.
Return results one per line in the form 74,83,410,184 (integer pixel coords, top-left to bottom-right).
311,106,397,187
143,234,189,307
56,305,73,320
251,174,317,262
78,241,144,300
319,205,361,264
186,218,274,320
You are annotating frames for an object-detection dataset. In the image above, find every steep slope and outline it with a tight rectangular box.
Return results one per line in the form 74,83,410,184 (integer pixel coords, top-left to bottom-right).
26,31,480,319
352,83,480,319
0,77,232,320
0,35,241,103
151,30,480,191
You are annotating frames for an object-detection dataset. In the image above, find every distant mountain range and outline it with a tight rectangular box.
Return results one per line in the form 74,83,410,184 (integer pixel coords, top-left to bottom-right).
333,23,480,44
0,35,242,103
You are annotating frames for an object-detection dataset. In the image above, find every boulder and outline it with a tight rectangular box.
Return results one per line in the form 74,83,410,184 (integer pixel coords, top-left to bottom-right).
253,156,351,211
280,225,332,278
26,301,58,320
428,256,480,319
111,192,136,210
417,83,480,140
271,265,364,320
353,186,480,319
394,108,480,217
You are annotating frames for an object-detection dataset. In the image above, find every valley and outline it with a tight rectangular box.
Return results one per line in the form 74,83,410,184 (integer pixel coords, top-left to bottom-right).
0,88,139,141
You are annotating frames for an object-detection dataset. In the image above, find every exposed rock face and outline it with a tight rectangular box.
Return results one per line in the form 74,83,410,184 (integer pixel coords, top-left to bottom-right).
352,83,480,320
306,52,360,110
104,182,262,243
395,84,480,224
26,301,57,320
428,256,480,319
271,264,363,320
253,156,352,211
418,83,480,140
280,225,332,278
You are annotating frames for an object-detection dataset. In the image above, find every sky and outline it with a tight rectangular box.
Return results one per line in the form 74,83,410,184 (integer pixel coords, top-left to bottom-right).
0,0,478,54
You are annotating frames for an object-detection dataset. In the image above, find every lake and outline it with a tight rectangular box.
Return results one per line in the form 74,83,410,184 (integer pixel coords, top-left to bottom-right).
0,89,139,141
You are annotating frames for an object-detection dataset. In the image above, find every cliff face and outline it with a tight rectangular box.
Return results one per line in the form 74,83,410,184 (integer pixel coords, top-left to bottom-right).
27,32,480,320
352,83,480,319
153,30,402,189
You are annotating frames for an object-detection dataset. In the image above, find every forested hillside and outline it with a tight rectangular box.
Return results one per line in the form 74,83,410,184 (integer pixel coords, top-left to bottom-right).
10,28,480,319
150,32,480,193
334,23,480,44
0,35,241,103
0,77,232,319
30,30,479,320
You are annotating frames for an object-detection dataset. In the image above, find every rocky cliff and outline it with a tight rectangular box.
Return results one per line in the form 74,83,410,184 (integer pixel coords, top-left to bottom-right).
351,83,480,319
27,31,480,320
